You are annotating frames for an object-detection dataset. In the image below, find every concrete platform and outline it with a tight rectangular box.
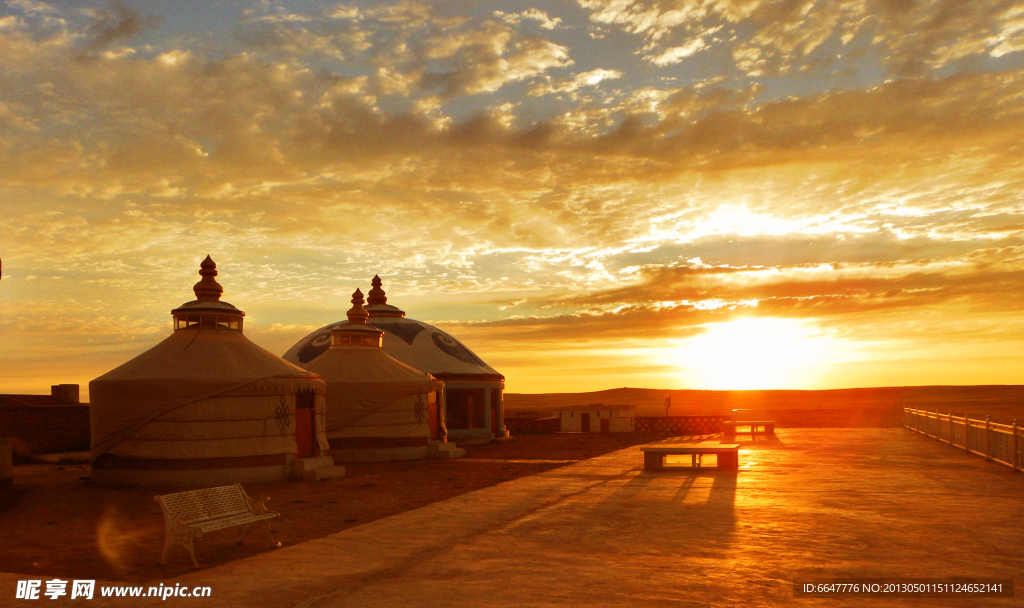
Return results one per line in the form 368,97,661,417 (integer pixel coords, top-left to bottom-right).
41,429,1024,606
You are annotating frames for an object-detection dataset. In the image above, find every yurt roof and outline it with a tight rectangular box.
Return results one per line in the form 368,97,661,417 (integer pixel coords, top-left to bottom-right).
295,289,442,437
301,338,441,436
303,340,437,386
93,329,317,384
299,288,437,389
285,276,501,381
96,256,310,384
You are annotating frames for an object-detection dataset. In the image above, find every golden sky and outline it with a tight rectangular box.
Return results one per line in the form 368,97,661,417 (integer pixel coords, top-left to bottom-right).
2,0,1024,397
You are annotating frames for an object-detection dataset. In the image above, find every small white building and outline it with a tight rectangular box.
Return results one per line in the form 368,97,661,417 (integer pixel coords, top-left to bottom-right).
552,404,635,433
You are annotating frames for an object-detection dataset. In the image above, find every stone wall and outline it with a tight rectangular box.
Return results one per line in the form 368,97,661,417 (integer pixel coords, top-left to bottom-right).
0,437,11,487
0,405,90,457
634,416,729,435
503,416,560,434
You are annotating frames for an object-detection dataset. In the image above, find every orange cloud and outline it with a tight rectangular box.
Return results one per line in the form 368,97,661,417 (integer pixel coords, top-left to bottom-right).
1,0,1023,394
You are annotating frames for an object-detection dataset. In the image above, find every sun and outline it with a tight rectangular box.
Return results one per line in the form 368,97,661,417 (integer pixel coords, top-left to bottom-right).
674,318,837,390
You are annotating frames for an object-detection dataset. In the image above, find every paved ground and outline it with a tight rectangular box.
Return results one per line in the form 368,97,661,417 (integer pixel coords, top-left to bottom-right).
9,428,1024,606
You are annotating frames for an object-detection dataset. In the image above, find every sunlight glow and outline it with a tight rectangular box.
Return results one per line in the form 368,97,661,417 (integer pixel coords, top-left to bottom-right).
674,318,845,390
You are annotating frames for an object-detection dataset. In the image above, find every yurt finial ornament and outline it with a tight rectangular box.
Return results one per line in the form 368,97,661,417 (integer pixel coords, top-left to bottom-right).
348,288,369,325
367,274,387,306
193,255,224,302
330,289,381,348
171,256,243,332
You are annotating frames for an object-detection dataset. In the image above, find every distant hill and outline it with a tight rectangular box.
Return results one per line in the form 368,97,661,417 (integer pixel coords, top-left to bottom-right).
505,386,1024,424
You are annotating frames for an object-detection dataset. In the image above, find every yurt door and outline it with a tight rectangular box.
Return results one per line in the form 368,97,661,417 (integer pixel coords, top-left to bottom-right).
428,392,440,440
294,392,316,458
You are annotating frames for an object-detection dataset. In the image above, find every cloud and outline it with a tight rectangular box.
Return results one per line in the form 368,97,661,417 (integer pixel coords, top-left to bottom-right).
646,37,706,65
2,0,1024,393
80,0,162,55
444,246,1024,351
652,82,761,119
234,9,372,61
495,9,563,30
556,252,1024,312
577,0,1024,77
577,0,705,40
529,67,623,96
2,16,1022,238
587,71,1024,179
419,28,572,97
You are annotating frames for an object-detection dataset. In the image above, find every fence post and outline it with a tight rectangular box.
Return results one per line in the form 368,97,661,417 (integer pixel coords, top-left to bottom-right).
964,413,971,452
1014,419,1020,473
985,416,992,461
949,412,955,447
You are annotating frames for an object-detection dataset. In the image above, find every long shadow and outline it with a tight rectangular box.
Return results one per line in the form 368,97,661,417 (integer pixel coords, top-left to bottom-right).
639,470,739,552
706,471,737,513
593,463,738,528
666,471,738,548
671,473,699,501
515,459,743,565
597,466,658,502
549,441,740,532
658,470,737,511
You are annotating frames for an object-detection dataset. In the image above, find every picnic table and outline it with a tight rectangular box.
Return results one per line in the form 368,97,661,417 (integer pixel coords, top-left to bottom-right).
641,443,740,471
723,420,775,438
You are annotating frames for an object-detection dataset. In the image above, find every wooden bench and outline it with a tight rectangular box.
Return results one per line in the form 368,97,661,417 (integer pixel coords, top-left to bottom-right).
723,420,775,438
641,443,740,471
155,483,281,568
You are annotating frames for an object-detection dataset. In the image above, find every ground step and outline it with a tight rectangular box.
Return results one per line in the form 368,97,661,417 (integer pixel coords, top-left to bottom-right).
291,456,346,481
427,442,466,460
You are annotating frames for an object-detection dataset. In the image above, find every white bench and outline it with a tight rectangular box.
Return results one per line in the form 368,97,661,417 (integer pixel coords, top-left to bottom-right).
723,420,775,438
155,483,281,568
641,443,740,471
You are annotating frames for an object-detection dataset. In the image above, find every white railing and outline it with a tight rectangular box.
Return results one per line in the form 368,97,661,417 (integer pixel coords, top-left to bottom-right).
904,408,1022,471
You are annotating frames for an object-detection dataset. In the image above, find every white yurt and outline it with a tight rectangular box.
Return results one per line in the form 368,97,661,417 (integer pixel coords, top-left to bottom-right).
90,257,339,487
300,289,459,462
284,276,505,444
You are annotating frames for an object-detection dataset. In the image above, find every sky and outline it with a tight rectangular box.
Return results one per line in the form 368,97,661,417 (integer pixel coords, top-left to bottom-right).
1,0,1024,398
